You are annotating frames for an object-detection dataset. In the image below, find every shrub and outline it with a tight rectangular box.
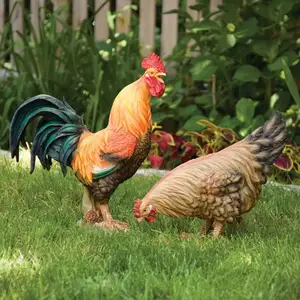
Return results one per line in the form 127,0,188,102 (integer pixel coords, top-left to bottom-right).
0,4,141,148
156,0,300,142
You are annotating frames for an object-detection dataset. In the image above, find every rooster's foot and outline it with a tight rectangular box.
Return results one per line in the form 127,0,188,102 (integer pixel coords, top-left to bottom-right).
84,210,103,223
94,219,129,231
77,210,103,227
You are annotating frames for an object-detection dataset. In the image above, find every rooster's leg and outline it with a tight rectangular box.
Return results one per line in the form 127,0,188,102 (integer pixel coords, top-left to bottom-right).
201,219,213,236
82,186,94,214
94,203,129,231
80,187,103,225
212,221,225,238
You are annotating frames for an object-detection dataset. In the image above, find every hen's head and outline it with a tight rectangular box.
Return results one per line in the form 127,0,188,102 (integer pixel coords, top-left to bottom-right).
134,199,157,223
142,53,166,98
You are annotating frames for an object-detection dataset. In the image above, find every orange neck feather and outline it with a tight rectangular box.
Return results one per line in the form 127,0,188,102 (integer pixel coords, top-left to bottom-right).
108,77,152,138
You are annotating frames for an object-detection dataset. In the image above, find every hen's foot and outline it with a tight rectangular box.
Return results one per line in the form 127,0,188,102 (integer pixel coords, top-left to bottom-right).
235,216,243,225
212,221,225,238
201,219,213,236
94,219,129,232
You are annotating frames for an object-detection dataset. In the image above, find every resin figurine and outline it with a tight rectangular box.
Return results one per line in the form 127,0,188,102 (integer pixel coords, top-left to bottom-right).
10,53,166,231
134,111,287,238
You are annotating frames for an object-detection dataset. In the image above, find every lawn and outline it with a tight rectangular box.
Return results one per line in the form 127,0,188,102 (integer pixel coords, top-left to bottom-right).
0,156,300,300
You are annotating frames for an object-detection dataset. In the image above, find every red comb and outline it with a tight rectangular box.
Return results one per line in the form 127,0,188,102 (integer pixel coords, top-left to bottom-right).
134,199,142,218
142,53,166,73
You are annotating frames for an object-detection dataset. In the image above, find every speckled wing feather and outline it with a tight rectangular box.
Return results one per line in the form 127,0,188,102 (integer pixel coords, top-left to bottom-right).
198,170,244,221
199,170,243,195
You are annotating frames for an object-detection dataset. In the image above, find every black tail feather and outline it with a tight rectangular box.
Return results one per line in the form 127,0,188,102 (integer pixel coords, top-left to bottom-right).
9,94,88,175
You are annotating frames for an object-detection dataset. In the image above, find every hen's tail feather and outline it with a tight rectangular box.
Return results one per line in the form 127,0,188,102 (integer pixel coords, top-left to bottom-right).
9,94,88,175
246,110,287,170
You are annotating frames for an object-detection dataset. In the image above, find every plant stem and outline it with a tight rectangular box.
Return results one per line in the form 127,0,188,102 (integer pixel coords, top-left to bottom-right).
212,74,216,108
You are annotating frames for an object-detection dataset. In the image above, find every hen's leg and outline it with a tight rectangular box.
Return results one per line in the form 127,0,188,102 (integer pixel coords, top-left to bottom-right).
94,203,129,231
212,220,225,238
235,216,243,225
201,219,213,236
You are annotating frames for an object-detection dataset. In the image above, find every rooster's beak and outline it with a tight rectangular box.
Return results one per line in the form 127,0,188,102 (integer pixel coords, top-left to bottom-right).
156,72,166,83
157,72,166,77
137,217,145,223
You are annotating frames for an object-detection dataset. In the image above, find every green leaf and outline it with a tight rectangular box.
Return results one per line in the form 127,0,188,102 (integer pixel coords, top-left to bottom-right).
219,115,240,130
227,34,236,47
179,105,199,118
252,115,265,131
191,59,218,81
270,0,295,20
282,59,300,107
239,125,253,137
233,65,261,82
169,96,183,109
268,51,299,71
252,40,278,62
235,18,259,39
182,115,205,131
272,91,292,111
217,34,236,52
152,112,168,123
151,97,162,108
185,19,220,32
253,4,277,22
236,98,256,124
195,94,212,105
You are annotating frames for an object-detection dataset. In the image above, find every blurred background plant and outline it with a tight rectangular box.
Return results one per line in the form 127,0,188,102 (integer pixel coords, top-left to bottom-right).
147,0,300,183
0,0,141,148
0,0,300,183
161,0,300,136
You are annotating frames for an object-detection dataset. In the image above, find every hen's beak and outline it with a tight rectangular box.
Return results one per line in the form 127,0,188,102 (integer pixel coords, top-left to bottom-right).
137,217,145,223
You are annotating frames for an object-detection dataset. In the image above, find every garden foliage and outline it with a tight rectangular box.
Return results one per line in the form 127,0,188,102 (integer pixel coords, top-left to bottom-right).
0,0,299,182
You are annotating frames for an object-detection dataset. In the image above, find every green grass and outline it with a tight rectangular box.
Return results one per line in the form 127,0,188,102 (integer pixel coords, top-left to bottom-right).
0,157,300,300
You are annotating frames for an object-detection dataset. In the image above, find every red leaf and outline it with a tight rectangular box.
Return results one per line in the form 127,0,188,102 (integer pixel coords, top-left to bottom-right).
221,129,236,143
151,131,175,154
149,155,164,168
274,154,293,171
160,131,175,144
203,145,213,154
181,142,197,162
170,147,181,160
174,135,186,149
151,134,161,144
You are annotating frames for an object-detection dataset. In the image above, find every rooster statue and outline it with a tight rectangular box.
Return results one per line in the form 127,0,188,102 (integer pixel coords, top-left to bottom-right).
134,111,287,237
10,53,166,231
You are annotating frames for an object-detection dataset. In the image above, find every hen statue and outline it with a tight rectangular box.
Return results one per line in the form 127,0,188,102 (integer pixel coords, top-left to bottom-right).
10,53,166,231
134,111,287,238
